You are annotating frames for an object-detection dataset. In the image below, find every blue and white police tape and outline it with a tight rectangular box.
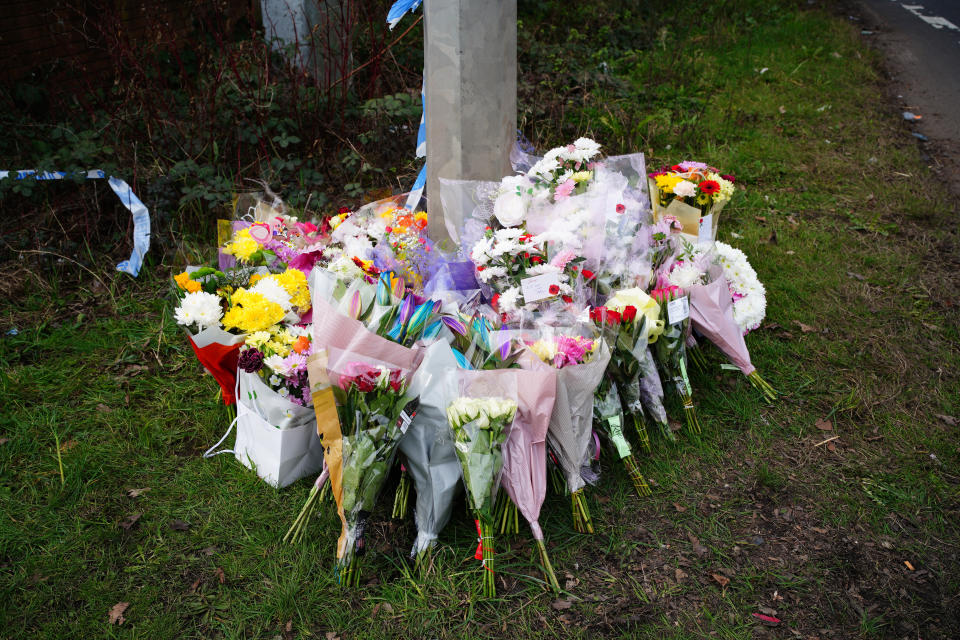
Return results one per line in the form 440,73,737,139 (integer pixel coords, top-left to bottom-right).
386,0,422,30
0,169,151,277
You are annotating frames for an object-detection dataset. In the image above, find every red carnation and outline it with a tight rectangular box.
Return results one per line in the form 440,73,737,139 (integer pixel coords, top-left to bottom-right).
531,256,544,264
720,174,735,183
562,295,573,303
548,284,560,295
622,305,637,322
491,293,500,311
582,270,595,280
699,180,721,195
476,266,485,271
338,206,351,214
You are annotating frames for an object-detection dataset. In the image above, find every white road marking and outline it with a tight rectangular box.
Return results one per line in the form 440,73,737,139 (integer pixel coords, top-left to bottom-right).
901,4,960,31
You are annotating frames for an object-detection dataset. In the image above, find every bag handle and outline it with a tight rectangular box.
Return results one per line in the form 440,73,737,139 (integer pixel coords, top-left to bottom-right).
203,372,243,458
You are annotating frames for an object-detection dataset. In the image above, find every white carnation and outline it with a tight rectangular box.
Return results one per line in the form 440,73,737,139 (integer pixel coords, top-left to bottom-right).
668,263,705,290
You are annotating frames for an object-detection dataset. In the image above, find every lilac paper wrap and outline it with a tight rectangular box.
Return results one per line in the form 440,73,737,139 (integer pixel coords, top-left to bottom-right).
688,276,755,376
500,356,557,541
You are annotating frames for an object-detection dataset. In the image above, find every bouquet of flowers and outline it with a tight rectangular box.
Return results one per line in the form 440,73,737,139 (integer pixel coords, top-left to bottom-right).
648,162,735,242
447,396,517,597
237,323,313,406
219,200,327,275
287,355,416,583
523,329,610,533
470,227,581,319
650,283,702,435
592,379,650,497
172,265,263,405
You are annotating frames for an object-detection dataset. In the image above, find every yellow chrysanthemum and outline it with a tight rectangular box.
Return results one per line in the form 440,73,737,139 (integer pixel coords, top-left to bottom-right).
249,273,264,285
222,289,286,333
272,269,311,312
245,330,272,349
174,271,201,293
654,173,683,194
571,171,593,183
528,339,557,364
223,228,260,261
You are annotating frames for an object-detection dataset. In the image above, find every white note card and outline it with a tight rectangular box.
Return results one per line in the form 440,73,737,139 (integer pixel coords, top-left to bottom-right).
520,272,562,302
698,214,714,245
667,296,689,324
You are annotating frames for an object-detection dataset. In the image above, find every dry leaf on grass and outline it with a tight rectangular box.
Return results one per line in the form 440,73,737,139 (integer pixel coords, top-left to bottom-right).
215,567,225,584
794,320,817,333
815,418,833,431
711,573,730,588
109,602,130,625
551,599,573,610
118,513,141,530
170,519,191,531
127,488,150,498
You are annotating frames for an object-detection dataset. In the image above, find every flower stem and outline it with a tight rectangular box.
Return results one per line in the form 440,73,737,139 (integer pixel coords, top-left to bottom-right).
622,454,652,498
283,483,320,545
534,538,560,593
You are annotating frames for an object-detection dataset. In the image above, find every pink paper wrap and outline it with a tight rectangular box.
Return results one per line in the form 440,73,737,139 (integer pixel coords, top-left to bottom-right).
500,354,557,541
688,276,755,376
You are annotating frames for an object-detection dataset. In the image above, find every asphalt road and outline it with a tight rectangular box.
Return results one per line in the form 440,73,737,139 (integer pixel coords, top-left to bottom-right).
859,0,960,191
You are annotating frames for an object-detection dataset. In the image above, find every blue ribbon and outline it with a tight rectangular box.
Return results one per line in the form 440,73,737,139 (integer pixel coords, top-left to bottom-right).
0,169,150,276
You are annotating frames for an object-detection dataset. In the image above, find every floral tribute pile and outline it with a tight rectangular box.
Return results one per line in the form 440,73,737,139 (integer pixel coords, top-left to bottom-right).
172,139,776,595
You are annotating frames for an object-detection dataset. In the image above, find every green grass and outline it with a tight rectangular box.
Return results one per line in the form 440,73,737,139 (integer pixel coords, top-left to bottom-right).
1,0,959,638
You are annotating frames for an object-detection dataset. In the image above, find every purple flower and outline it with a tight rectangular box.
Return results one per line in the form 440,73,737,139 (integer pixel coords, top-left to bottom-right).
238,349,264,373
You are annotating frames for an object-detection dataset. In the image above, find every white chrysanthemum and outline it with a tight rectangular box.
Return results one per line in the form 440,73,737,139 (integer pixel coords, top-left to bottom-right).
250,277,292,311
499,287,521,313
532,230,578,247
175,291,222,331
264,354,287,374
715,241,767,333
668,263,705,290
490,238,519,257
530,154,561,179
470,236,494,265
572,137,602,160
328,255,364,280
525,263,561,276
287,324,311,338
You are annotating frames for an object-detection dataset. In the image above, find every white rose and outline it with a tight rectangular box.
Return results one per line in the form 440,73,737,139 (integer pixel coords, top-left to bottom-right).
493,176,530,227
674,180,697,198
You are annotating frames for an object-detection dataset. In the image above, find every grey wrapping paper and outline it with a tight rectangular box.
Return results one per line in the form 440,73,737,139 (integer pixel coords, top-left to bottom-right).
398,341,462,556
522,340,611,493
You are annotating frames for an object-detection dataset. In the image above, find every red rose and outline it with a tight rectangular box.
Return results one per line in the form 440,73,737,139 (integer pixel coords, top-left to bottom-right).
531,256,544,264
491,293,500,311
476,266,485,272
622,305,637,322
338,206,351,214
582,270,595,280
616,204,626,214
548,284,560,295
562,295,573,303
606,310,621,324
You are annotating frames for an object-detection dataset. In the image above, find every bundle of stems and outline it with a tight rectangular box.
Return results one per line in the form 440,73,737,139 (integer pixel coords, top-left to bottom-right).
748,370,777,402
494,489,519,534
571,489,594,534
622,453,652,497
391,465,411,519
283,469,329,544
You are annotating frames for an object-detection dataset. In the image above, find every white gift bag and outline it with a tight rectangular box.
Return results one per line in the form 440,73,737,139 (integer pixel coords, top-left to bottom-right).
205,371,324,488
